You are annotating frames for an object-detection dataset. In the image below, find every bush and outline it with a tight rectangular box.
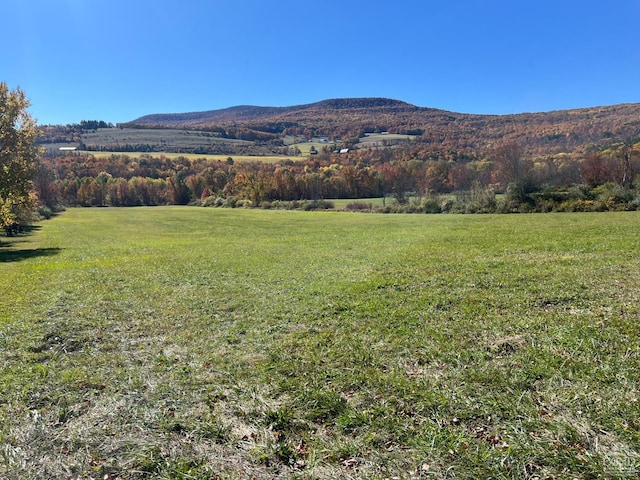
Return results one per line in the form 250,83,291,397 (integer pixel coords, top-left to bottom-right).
201,196,214,207
454,187,497,213
37,205,53,219
502,179,538,212
440,199,455,213
628,195,640,211
593,183,634,209
345,202,372,212
223,196,238,208
374,204,408,214
421,198,442,213
557,199,604,212
567,184,594,200
302,199,334,211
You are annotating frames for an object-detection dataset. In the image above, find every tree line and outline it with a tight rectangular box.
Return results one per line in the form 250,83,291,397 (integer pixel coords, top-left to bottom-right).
34,138,640,213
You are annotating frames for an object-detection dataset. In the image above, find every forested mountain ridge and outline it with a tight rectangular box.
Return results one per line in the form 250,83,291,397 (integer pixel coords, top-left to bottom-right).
122,98,640,157
126,98,419,125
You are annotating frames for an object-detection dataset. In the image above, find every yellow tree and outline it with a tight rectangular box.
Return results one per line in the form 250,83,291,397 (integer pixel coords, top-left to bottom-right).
0,83,40,233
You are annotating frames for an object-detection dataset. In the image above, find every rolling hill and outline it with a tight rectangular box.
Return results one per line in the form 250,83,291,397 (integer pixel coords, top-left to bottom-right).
127,98,420,126
40,98,640,158
123,97,640,156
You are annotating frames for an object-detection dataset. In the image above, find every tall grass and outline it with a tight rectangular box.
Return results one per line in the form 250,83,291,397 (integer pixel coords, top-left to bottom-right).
1,208,639,479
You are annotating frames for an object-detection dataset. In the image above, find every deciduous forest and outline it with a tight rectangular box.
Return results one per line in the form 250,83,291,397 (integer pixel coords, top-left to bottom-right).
35,141,640,214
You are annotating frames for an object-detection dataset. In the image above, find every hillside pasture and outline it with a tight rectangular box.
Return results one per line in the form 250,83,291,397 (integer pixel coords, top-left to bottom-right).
283,136,338,155
81,128,252,150
1,208,639,479
72,151,299,164
358,133,419,147
284,133,420,155
39,128,254,156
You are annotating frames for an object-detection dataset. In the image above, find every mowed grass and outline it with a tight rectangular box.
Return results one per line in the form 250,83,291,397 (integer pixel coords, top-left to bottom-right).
1,208,640,479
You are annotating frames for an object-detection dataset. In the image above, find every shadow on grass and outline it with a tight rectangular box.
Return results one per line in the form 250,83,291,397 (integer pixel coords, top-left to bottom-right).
0,224,61,263
0,246,62,263
20,225,42,233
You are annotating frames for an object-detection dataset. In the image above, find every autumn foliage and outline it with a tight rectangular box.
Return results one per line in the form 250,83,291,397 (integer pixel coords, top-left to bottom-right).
35,135,640,213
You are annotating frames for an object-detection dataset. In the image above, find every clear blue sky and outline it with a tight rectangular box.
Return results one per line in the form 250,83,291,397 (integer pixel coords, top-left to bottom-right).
3,0,639,125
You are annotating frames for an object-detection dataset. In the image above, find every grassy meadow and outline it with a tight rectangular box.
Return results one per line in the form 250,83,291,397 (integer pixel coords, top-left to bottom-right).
1,208,640,479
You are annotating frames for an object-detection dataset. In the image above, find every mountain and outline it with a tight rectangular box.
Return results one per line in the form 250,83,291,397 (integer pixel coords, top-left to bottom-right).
123,98,640,156
128,98,418,125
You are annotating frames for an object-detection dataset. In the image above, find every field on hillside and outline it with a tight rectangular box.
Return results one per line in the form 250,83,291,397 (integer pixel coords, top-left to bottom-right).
73,151,299,164
81,128,252,150
1,208,639,479
39,128,257,157
43,130,421,159
283,133,420,155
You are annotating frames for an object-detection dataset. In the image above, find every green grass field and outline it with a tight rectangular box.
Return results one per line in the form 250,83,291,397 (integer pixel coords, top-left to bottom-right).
1,208,639,479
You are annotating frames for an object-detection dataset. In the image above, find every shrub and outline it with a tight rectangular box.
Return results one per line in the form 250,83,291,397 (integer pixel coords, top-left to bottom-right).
557,199,604,212
457,186,497,213
223,196,238,208
201,196,219,207
502,179,538,212
37,205,53,219
375,205,394,214
439,199,455,213
628,195,640,211
271,200,297,210
421,198,442,213
302,199,334,211
593,183,634,209
567,184,594,200
345,202,372,212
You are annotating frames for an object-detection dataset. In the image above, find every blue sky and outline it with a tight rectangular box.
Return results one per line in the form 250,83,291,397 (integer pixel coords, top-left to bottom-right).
3,0,639,125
